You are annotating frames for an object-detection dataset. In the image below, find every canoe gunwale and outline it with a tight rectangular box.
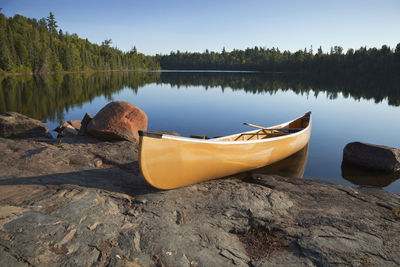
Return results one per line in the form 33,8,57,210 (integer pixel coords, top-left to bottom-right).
140,112,312,145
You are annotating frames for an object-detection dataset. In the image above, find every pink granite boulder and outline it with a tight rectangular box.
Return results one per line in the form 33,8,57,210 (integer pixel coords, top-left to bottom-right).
87,101,147,143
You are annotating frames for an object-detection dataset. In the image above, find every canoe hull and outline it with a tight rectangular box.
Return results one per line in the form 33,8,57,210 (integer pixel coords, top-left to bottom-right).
139,114,311,189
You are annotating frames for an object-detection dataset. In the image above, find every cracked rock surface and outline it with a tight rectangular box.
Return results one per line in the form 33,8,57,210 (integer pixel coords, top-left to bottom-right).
0,136,399,266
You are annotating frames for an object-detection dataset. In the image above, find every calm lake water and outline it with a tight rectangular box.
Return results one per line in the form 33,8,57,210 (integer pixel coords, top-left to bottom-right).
1,71,400,193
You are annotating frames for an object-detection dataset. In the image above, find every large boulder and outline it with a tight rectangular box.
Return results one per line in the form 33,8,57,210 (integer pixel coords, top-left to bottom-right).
0,112,50,138
343,142,400,173
87,101,147,143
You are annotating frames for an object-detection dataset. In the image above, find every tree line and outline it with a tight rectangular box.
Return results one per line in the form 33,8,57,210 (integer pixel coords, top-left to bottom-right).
0,12,160,74
158,45,400,76
0,11,399,76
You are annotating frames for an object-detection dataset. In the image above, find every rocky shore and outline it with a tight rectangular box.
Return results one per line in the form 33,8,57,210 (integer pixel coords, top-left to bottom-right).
0,112,400,266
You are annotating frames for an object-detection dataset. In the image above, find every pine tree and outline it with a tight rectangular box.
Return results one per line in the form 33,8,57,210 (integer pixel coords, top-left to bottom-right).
46,12,58,34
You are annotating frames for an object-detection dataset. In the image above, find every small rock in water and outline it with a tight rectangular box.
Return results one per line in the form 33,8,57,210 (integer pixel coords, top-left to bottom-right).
343,142,400,173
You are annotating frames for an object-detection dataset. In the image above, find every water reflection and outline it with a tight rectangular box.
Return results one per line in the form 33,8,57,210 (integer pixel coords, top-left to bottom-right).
157,71,400,106
0,71,160,122
1,71,399,123
341,162,400,187
250,144,309,178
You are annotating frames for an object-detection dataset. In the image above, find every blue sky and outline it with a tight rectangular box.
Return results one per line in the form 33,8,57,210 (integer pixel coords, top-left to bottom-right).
1,0,399,55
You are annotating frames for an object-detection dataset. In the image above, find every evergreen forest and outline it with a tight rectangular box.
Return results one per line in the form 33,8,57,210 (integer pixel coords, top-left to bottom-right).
0,12,160,74
158,45,400,76
0,11,399,76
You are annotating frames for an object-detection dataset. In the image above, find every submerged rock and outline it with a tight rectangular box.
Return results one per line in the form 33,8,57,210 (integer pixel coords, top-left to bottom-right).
343,142,400,173
87,101,147,144
0,112,50,139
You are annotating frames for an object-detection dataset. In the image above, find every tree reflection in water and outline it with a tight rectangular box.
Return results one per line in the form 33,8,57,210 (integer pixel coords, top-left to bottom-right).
1,71,399,124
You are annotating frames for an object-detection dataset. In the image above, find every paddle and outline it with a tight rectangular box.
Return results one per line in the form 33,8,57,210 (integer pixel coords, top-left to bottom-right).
243,123,303,132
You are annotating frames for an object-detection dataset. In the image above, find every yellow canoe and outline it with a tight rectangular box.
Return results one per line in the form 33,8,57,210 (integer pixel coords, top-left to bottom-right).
138,112,312,189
